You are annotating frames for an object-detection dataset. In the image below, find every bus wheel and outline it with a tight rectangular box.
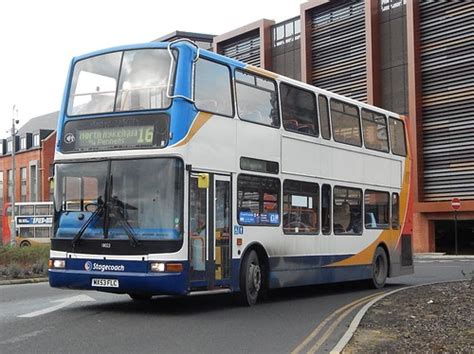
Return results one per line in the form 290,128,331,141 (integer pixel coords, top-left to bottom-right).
128,293,152,301
239,250,262,306
20,241,31,248
369,247,388,289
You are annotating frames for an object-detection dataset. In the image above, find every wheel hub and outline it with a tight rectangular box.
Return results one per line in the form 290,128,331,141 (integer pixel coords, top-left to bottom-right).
249,264,261,292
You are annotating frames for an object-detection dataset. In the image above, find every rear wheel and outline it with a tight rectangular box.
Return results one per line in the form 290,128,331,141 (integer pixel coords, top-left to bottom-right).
20,241,31,248
369,246,388,289
238,250,263,306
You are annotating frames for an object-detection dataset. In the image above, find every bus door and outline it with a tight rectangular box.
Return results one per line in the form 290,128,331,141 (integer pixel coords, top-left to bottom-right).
189,173,231,289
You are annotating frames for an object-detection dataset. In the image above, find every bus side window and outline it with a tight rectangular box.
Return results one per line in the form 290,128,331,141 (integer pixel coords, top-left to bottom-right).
333,186,362,235
364,190,390,229
237,174,280,226
318,95,331,140
280,83,318,137
392,193,400,229
235,70,280,128
330,99,362,147
283,180,319,234
194,58,234,117
389,117,407,156
321,184,331,235
361,109,389,152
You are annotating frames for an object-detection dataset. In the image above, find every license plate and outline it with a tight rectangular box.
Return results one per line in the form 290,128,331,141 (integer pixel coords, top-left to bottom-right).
91,278,119,288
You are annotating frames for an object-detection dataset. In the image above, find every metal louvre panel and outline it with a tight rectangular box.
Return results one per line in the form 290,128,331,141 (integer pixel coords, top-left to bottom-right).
420,1,474,202
220,30,261,67
310,0,367,102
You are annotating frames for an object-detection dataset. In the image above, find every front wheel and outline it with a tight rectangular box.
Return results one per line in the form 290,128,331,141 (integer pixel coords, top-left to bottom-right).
369,246,388,289
238,250,263,306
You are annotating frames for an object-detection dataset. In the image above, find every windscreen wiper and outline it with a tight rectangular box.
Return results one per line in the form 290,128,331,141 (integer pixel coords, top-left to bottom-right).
72,197,104,249
109,196,140,247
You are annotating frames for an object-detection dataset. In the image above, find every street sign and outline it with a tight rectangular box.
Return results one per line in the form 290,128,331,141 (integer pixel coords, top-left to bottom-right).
451,197,461,210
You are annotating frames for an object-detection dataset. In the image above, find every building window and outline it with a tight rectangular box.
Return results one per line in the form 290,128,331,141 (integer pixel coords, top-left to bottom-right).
281,83,318,137
364,190,390,229
194,58,233,117
283,180,319,234
331,99,362,147
333,186,362,235
20,167,27,202
30,165,37,202
7,141,12,153
20,137,27,150
272,17,301,47
235,70,280,128
33,134,40,147
389,117,407,156
237,174,280,226
362,109,389,152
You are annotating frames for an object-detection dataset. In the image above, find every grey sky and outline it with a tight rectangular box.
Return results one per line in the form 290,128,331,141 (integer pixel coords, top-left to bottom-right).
0,0,300,137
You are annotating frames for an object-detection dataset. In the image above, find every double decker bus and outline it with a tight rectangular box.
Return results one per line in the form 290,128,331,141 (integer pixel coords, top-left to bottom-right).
2,202,53,247
49,40,413,305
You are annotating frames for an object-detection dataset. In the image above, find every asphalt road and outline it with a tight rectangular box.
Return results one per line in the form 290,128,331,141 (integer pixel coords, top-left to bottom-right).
1,259,472,354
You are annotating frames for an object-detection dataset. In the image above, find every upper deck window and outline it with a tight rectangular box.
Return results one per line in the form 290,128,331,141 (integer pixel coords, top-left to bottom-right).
68,49,174,116
330,99,362,147
235,70,280,128
281,83,318,137
194,58,233,117
389,117,407,156
361,109,389,152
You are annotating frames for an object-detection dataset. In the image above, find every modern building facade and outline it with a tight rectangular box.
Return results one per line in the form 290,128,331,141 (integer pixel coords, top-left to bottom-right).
211,0,473,254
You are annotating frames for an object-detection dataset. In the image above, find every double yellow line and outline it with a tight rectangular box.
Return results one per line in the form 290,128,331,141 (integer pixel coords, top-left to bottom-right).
291,292,384,354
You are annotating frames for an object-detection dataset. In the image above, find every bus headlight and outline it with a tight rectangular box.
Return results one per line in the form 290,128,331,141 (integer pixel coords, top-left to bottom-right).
150,262,166,272
49,259,66,269
150,262,183,273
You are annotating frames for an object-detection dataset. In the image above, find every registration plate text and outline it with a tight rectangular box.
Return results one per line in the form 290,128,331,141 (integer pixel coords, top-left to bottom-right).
91,278,119,288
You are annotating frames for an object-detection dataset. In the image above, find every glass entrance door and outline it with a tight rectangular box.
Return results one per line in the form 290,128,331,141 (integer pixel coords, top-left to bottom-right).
214,175,231,283
189,173,231,288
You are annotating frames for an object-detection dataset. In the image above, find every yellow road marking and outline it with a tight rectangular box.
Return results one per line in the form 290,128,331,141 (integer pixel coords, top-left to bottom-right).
291,292,384,354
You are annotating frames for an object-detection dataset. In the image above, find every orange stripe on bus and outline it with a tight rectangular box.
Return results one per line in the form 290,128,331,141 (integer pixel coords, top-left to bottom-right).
174,112,213,147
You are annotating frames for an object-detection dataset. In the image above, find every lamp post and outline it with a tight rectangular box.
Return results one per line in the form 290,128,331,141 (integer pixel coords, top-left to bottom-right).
10,105,19,247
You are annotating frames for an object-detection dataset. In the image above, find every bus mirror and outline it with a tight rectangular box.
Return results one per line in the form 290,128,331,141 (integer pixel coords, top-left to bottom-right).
49,176,55,190
197,173,209,189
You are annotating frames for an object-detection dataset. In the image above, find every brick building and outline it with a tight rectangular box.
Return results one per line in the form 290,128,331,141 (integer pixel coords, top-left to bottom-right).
0,112,58,217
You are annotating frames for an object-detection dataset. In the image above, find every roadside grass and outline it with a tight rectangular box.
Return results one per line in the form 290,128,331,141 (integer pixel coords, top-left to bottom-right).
0,244,49,279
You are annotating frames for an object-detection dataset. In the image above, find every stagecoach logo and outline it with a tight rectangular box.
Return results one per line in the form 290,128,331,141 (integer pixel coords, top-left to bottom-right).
84,261,125,272
84,261,93,271
64,133,75,144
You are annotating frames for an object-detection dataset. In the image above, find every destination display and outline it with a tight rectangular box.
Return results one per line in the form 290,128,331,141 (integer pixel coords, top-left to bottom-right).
61,114,170,153
76,125,155,149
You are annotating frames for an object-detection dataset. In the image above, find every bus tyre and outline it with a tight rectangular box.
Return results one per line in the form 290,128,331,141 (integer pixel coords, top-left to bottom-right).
128,293,152,301
20,241,31,248
369,247,388,289
239,250,262,306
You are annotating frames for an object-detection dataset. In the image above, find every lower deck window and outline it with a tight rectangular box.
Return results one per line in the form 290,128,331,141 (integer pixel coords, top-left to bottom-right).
283,180,319,234
237,174,280,226
333,186,362,235
364,190,390,229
